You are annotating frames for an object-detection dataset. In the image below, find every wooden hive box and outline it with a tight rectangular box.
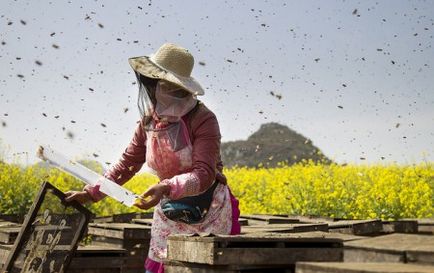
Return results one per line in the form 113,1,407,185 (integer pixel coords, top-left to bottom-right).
296,262,434,273
241,223,328,234
93,212,153,224
328,219,383,236
165,233,343,272
281,231,366,242
416,218,434,234
381,220,418,234
164,260,295,273
68,245,127,273
344,233,434,265
240,214,301,225
0,226,21,245
0,214,25,224
88,222,151,249
87,222,152,273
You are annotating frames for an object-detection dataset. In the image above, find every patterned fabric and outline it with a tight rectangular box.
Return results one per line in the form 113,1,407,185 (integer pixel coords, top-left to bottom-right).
148,183,232,263
160,172,200,200
145,188,241,273
146,118,193,181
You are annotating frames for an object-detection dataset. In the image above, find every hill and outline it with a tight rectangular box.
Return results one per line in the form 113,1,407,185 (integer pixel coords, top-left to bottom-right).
221,122,330,168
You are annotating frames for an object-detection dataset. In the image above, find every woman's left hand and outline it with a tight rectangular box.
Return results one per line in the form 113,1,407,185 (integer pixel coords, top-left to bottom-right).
134,183,170,210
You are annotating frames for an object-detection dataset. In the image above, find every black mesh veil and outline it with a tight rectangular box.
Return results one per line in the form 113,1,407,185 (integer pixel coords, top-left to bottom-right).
135,72,158,127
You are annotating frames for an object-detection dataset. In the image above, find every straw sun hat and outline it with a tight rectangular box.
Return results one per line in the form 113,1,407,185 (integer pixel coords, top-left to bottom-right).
128,43,204,96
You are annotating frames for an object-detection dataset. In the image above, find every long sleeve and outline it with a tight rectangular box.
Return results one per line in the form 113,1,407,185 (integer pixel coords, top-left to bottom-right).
84,121,147,201
161,106,222,200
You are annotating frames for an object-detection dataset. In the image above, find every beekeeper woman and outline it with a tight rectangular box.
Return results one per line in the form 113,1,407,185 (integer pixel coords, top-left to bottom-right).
65,43,241,273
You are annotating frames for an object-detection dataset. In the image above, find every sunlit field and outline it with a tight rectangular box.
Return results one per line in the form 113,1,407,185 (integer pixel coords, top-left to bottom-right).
1,160,432,220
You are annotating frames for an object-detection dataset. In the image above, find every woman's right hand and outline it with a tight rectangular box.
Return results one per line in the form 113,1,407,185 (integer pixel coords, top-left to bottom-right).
65,190,93,204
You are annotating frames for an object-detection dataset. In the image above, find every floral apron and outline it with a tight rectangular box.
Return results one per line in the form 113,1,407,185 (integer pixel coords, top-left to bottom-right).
144,118,233,265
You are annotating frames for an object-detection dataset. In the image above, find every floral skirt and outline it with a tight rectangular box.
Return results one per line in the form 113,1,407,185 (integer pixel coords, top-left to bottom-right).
145,184,240,273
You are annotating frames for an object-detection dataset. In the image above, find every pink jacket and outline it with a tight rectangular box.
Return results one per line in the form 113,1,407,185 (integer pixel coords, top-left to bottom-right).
84,103,226,201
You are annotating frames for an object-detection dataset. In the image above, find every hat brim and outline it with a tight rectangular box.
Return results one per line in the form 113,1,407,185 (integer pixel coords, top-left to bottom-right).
128,56,205,96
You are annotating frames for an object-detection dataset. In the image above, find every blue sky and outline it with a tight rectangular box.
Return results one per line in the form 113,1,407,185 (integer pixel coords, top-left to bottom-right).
0,0,433,166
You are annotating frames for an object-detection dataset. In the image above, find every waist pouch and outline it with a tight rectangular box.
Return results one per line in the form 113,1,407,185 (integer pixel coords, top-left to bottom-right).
161,181,219,224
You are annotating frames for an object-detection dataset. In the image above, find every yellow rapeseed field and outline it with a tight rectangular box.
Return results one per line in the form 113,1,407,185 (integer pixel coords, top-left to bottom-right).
0,160,433,220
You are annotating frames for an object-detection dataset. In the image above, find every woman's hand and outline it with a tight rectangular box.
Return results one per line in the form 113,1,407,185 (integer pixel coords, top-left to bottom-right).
64,190,93,204
134,183,170,210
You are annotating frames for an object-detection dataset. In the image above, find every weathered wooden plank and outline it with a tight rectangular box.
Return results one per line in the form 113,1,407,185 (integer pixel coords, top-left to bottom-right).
406,247,434,264
87,224,151,269
328,219,383,235
90,236,150,258
0,226,21,244
164,260,294,273
88,226,125,239
241,219,269,226
68,269,120,273
89,232,150,259
345,233,434,252
296,262,434,273
69,256,125,269
382,220,418,234
0,221,20,228
93,212,153,223
121,256,149,269
91,235,149,248
344,233,434,264
168,238,215,264
415,218,434,225
0,244,11,268
344,248,405,263
88,223,152,240
237,219,248,226
167,234,342,265
241,223,328,234
121,269,145,273
91,235,125,245
279,231,366,242
240,214,300,224
289,215,335,224
75,245,126,255
418,225,434,234
89,222,152,230
416,218,434,234
213,247,343,265
168,234,342,243
0,214,25,223
132,218,153,226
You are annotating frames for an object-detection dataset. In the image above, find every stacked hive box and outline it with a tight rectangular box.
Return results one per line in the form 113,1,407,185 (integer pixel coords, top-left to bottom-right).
165,233,343,273
87,222,152,273
294,218,434,273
